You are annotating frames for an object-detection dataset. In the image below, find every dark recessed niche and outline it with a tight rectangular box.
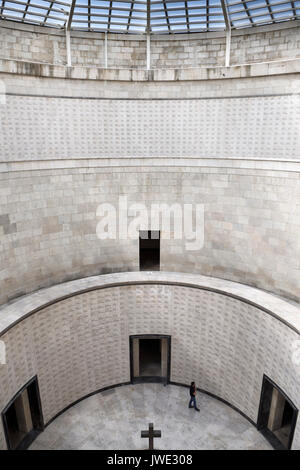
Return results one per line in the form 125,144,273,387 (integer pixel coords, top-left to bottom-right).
130,334,171,385
257,375,298,450
139,230,160,271
2,376,44,450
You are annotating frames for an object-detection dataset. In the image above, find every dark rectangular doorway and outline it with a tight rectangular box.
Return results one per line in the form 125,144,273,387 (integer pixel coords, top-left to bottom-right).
2,376,44,450
257,375,298,450
139,230,160,271
130,335,171,384
139,339,161,376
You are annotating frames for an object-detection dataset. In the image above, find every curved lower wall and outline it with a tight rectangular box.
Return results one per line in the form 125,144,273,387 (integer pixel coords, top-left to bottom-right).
0,274,299,450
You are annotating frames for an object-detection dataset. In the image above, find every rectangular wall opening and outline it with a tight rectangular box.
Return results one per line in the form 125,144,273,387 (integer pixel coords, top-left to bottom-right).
139,230,160,271
130,335,170,384
2,376,44,450
257,375,298,450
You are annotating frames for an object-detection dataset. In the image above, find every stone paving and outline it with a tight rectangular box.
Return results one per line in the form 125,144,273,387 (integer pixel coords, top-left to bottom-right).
29,384,272,450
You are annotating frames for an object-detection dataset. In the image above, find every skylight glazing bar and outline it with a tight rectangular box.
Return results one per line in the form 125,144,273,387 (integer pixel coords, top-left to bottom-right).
73,11,146,20
226,0,297,15
239,0,254,24
291,0,297,17
108,0,112,31
44,2,60,26
127,1,134,31
227,0,293,8
162,0,171,32
146,0,150,31
152,0,216,4
153,1,221,7
232,13,299,27
185,0,190,31
221,0,231,28
233,7,295,21
151,4,222,14
245,3,255,25
22,0,31,21
0,0,298,32
2,0,66,13
0,0,5,15
1,13,48,24
151,18,225,25
265,0,275,22
150,11,223,20
2,5,67,21
73,18,145,26
75,4,145,12
87,0,144,3
2,13,48,24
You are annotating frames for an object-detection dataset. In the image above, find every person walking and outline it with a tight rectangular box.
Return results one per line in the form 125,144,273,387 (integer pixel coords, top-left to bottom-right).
189,381,200,412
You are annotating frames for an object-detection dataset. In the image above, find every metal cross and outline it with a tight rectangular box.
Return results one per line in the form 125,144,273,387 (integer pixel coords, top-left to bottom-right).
141,422,161,450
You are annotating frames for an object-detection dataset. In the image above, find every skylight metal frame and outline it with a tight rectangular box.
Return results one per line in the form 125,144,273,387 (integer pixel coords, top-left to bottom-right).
0,0,299,33
227,0,300,28
0,0,71,27
0,0,5,17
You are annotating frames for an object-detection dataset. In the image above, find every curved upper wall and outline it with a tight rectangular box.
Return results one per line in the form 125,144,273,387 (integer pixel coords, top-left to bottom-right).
0,20,300,68
0,58,300,162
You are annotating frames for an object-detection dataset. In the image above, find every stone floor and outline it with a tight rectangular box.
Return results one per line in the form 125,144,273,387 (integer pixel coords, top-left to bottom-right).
29,384,272,450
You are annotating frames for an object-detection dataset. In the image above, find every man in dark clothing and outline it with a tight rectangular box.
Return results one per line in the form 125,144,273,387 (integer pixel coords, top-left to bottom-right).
189,381,200,411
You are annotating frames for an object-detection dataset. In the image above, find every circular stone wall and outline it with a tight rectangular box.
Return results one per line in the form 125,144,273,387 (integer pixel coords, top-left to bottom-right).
0,19,299,452
0,273,299,450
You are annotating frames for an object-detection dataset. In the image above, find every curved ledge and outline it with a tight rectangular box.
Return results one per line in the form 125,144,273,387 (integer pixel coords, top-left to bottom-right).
1,57,299,82
0,272,299,337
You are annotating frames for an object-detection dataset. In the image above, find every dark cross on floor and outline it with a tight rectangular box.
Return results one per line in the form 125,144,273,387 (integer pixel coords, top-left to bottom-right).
141,422,161,450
